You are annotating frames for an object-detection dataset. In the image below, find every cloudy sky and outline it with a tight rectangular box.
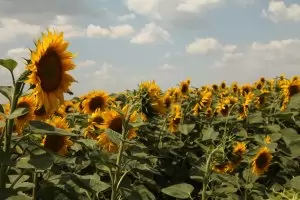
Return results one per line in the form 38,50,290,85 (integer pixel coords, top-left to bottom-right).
1,0,300,100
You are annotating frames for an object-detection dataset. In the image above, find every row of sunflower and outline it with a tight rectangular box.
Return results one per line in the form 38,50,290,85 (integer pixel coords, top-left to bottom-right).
0,30,300,199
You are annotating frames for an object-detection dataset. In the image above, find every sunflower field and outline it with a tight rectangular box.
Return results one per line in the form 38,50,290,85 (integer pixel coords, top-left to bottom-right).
1,30,300,200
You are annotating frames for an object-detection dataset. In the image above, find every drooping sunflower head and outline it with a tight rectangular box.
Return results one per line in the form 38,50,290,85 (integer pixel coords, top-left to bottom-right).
168,104,182,133
26,30,77,114
63,100,76,113
163,93,173,110
82,90,110,114
15,95,36,135
42,116,73,156
251,147,272,176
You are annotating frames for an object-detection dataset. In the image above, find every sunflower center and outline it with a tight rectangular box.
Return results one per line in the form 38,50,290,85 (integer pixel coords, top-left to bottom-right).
34,106,46,116
65,105,72,113
109,116,123,133
44,135,66,153
181,84,189,94
289,84,300,96
173,117,180,125
88,96,106,112
37,49,62,93
17,102,29,120
94,116,104,124
255,153,268,169
164,98,172,108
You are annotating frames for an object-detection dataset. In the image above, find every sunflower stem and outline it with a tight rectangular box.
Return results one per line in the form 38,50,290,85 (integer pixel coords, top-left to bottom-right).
32,170,38,200
111,104,134,200
0,82,22,190
202,146,220,200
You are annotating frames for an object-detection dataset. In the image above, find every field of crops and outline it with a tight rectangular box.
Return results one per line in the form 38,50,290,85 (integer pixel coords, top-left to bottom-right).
0,30,300,200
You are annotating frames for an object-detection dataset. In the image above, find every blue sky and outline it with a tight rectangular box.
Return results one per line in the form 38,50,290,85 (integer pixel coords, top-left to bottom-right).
1,0,300,101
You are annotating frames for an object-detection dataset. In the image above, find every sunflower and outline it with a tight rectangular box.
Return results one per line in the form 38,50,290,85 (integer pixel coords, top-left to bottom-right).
265,135,271,144
212,84,218,92
63,100,76,113
251,147,272,175
26,30,76,114
96,106,138,152
82,90,110,114
88,108,104,128
163,93,173,110
14,95,36,135
220,81,226,90
231,82,239,94
33,105,49,120
240,84,252,96
42,116,73,156
233,142,246,155
168,104,182,133
260,77,266,84
212,162,235,174
179,79,191,96
84,124,99,140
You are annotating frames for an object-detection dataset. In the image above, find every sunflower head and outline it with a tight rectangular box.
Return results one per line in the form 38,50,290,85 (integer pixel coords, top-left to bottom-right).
42,116,73,156
220,81,226,90
26,30,76,114
233,142,246,155
212,84,218,92
88,108,104,128
288,79,300,97
82,90,110,114
15,95,36,135
179,79,191,95
212,162,235,174
251,147,272,176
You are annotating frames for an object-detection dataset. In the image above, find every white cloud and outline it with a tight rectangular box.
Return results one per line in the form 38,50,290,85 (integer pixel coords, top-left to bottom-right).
131,22,172,44
48,15,85,38
94,62,114,80
177,0,223,13
118,13,136,21
77,60,96,69
160,64,176,70
126,0,161,19
262,1,300,23
186,38,236,54
7,48,28,58
0,18,41,43
86,24,135,38
210,38,300,82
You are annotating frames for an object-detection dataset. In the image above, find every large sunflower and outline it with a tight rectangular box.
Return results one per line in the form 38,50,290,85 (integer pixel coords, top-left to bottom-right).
96,106,138,152
82,91,109,114
26,30,76,114
42,116,73,156
88,108,104,128
251,147,272,175
14,95,36,135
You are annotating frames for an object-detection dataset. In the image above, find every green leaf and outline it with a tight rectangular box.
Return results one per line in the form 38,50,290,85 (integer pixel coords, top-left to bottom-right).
266,124,281,133
16,153,54,169
248,111,263,124
29,120,77,136
161,183,194,199
289,140,300,158
0,86,12,102
202,127,219,141
7,182,34,191
236,128,248,137
6,194,31,200
129,121,148,128
270,133,282,142
266,143,277,152
105,128,122,145
77,139,97,149
287,93,300,110
37,185,79,200
290,176,300,191
271,111,298,120
8,175,30,184
0,58,17,72
214,185,238,194
178,123,195,135
134,185,156,200
7,107,28,119
281,128,300,146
